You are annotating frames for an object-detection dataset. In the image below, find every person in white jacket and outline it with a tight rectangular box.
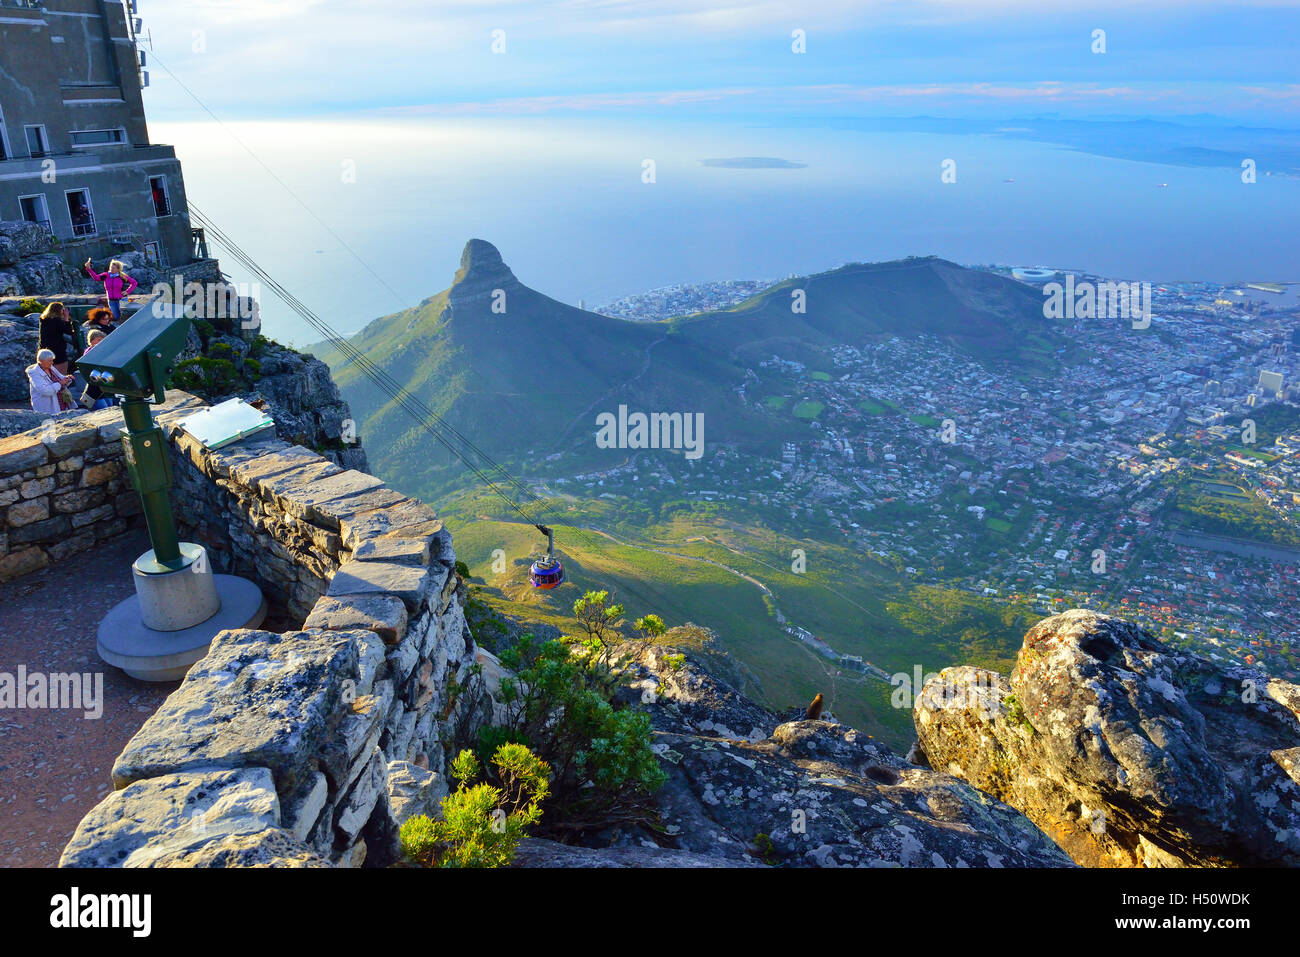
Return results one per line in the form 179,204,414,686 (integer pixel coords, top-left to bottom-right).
27,348,74,415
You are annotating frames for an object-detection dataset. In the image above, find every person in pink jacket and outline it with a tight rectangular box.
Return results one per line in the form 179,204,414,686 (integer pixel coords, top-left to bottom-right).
84,258,138,321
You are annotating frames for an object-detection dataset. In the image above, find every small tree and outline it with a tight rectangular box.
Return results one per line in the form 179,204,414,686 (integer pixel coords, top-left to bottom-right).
399,744,550,869
633,614,666,643
572,589,625,664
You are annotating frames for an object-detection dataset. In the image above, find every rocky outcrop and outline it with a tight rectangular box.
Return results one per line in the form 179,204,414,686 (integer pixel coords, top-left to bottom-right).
0,311,38,404
607,645,1075,867
514,837,762,868
913,609,1300,867
447,238,520,309
0,222,84,297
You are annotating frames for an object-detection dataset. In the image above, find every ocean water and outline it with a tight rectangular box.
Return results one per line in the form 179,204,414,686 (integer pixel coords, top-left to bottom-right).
154,115,1300,347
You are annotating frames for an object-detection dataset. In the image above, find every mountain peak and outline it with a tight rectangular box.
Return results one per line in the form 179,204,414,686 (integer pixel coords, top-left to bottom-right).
450,239,518,307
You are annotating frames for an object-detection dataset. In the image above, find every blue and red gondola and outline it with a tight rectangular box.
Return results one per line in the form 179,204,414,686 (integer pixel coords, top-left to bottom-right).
529,524,565,589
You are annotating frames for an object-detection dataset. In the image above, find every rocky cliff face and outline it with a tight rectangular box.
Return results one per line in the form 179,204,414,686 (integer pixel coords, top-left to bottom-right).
913,609,1300,867
447,238,520,310
0,222,85,297
599,644,1075,867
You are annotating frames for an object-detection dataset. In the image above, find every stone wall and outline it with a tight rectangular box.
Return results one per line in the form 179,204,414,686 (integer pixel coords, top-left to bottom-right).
0,400,177,581
57,389,500,868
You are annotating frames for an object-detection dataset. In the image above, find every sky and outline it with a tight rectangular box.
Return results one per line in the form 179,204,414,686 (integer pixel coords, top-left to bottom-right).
135,0,1300,125
122,1,1300,343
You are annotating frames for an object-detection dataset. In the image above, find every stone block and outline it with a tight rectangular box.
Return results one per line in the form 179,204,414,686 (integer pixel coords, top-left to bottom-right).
281,771,329,844
80,461,121,487
327,560,444,613
304,593,409,645
70,503,116,528
338,501,440,551
7,497,49,527
59,767,281,868
47,531,94,561
9,513,69,544
41,418,101,458
351,535,430,566
227,444,328,490
52,487,105,515
20,476,54,499
385,760,448,828
0,432,48,474
335,746,387,845
111,628,381,796
0,546,47,581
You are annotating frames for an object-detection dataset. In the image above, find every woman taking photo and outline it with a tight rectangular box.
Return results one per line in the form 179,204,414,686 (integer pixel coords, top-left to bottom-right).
27,348,75,415
37,301,75,375
84,258,138,321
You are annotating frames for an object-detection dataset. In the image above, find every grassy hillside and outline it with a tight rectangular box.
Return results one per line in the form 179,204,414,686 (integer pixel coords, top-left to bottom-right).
440,487,1030,752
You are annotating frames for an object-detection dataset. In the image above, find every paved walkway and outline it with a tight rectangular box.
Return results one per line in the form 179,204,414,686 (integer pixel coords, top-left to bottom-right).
0,527,173,867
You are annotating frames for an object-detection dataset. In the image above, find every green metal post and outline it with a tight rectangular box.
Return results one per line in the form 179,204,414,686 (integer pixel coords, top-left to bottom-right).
120,397,184,570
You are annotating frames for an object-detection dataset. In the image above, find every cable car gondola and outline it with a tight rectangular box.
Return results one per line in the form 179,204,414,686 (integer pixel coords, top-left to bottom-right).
528,524,565,589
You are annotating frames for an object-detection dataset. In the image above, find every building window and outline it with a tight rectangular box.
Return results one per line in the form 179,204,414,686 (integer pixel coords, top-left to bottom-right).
65,189,96,236
0,106,9,161
18,195,51,232
69,129,127,147
149,175,171,217
24,125,49,158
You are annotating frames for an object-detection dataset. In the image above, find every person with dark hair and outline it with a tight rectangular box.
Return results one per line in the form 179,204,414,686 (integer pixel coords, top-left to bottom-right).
80,306,118,344
37,301,75,375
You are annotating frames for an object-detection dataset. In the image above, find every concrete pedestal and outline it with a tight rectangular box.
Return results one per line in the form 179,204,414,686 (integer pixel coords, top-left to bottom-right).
97,543,267,682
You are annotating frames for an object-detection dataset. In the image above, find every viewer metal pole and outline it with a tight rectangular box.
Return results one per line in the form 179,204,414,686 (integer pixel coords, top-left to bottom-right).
119,396,183,569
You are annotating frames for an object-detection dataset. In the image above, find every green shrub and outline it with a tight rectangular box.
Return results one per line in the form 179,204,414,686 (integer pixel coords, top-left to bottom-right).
496,633,667,825
170,356,239,396
399,744,550,868
17,298,44,316
1003,693,1036,734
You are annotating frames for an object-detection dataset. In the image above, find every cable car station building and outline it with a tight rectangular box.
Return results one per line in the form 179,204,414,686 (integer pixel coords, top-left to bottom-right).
0,0,202,272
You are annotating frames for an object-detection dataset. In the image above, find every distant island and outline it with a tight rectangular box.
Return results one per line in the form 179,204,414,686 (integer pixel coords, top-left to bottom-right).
701,156,808,169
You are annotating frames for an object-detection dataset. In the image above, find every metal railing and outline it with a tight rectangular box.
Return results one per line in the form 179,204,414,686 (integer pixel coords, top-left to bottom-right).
191,227,209,261
70,213,97,237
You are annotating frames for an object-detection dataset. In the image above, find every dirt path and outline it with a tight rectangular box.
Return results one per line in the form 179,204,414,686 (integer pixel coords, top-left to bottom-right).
0,527,174,866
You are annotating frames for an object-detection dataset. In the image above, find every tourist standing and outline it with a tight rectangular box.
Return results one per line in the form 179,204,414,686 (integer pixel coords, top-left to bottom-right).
84,259,138,321
37,301,75,375
27,348,74,414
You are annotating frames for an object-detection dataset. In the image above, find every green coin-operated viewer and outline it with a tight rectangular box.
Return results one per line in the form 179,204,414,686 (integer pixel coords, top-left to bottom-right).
81,299,266,681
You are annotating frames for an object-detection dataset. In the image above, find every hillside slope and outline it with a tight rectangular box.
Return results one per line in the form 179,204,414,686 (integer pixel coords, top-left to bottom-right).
311,241,1059,500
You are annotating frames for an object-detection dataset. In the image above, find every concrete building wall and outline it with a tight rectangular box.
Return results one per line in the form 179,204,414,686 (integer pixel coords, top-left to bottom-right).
0,1,197,270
